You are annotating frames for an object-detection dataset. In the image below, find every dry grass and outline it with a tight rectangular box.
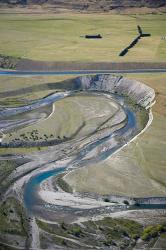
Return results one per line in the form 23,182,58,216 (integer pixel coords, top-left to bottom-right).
0,12,165,62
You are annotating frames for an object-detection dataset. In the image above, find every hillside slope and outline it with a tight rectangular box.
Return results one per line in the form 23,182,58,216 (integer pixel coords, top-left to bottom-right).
2,0,166,11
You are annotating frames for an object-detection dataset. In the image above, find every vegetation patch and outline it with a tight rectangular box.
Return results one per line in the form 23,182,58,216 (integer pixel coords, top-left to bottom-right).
37,217,166,248
0,198,27,236
55,175,73,193
0,243,17,250
0,54,20,69
0,160,18,184
37,217,164,248
141,224,166,241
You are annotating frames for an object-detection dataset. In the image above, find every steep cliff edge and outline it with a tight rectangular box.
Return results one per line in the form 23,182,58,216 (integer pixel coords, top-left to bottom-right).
75,74,155,109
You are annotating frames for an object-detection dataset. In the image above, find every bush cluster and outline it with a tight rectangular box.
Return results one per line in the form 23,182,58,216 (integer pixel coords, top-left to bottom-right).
141,224,166,241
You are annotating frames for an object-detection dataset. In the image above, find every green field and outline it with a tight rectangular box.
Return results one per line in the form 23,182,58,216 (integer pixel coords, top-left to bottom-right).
0,13,166,62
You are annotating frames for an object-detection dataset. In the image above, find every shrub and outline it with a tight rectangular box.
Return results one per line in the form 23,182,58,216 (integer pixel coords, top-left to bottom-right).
141,224,166,241
141,232,150,241
61,222,67,230
104,198,110,202
103,237,114,246
70,226,82,237
131,233,139,240
123,200,129,205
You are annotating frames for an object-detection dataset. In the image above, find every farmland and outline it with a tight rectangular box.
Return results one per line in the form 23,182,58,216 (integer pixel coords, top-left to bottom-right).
0,12,166,63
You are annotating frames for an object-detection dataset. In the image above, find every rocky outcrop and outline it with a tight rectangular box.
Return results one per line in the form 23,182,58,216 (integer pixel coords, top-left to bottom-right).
0,55,20,69
75,74,155,109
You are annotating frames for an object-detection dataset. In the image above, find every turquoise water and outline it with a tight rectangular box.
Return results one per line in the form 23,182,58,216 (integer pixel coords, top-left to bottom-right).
24,167,66,211
23,107,137,212
0,69,165,76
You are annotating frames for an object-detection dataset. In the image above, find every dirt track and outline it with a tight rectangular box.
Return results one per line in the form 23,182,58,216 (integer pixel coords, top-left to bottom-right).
17,59,166,71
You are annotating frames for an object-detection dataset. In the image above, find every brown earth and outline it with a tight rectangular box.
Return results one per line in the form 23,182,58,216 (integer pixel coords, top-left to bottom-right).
1,55,166,71
16,59,166,71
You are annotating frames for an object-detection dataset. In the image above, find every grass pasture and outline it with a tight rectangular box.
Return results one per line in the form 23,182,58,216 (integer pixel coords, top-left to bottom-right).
2,94,119,143
0,13,166,62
